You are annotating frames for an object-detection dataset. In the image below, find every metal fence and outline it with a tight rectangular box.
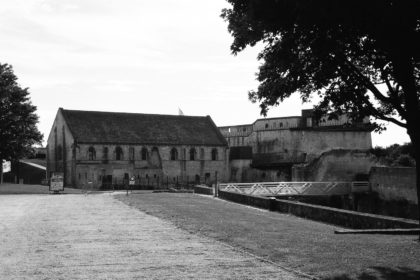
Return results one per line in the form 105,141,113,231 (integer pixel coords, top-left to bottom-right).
101,175,215,190
218,181,370,197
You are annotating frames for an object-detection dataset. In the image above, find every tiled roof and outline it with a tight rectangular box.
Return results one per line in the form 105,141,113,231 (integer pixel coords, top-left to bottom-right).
60,109,228,146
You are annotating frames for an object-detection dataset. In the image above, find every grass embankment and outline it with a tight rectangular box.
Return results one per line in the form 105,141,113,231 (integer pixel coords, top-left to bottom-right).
116,192,420,280
0,183,83,194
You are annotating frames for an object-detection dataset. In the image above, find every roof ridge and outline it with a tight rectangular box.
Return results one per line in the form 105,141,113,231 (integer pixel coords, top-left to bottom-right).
61,108,206,119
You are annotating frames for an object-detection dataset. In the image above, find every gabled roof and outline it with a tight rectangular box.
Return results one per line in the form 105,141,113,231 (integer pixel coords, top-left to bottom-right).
60,108,228,146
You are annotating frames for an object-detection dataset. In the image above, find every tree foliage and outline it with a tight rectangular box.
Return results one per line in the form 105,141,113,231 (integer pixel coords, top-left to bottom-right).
222,0,420,233
371,143,416,167
221,0,419,134
0,63,43,161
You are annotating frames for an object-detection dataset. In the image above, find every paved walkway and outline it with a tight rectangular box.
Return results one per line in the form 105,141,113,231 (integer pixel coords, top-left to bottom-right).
0,194,304,279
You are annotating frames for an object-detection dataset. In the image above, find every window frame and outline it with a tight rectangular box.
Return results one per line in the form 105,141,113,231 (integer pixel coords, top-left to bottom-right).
115,146,123,160
88,146,96,160
170,147,178,160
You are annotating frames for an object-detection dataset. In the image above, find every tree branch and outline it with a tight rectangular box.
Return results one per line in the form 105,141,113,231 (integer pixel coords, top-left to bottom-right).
333,58,407,128
383,75,407,117
339,57,408,121
369,106,407,127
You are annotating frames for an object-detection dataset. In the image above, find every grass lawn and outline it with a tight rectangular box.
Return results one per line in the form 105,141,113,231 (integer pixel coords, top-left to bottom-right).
0,183,83,194
116,192,420,280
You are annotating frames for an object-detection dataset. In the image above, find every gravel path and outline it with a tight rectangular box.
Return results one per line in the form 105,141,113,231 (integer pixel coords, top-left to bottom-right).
0,194,305,279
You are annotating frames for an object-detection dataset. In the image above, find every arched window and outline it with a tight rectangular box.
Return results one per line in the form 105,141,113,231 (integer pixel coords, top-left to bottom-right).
141,147,148,160
189,148,197,160
211,148,218,161
129,147,135,161
280,122,283,128
200,148,204,160
170,148,178,160
115,146,123,160
88,146,96,160
103,147,108,160
265,123,269,129
56,145,63,161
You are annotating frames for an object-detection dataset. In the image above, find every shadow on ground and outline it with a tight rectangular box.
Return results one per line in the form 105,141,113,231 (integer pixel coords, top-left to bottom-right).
324,267,420,280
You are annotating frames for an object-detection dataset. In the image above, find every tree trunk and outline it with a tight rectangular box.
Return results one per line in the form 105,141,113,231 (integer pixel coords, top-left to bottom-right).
407,127,420,240
416,151,420,236
414,138,420,241
391,54,419,239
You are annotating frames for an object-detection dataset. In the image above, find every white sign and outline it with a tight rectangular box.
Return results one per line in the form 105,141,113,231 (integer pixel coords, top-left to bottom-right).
50,173,64,192
2,160,11,173
129,177,135,186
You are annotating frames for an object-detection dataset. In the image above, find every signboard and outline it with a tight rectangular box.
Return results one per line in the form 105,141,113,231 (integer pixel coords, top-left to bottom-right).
50,173,64,192
2,160,11,173
129,176,135,186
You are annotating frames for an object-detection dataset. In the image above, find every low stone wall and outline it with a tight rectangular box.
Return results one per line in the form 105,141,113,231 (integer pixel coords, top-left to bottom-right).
275,198,419,229
193,185,213,195
218,190,273,209
218,190,419,229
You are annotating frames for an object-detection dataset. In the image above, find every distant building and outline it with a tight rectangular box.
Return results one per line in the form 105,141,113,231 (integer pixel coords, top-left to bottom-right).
219,109,374,182
47,108,228,188
32,147,47,159
2,148,47,185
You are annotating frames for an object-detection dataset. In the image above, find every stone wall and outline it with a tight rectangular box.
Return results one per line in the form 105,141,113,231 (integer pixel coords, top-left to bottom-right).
218,190,419,229
46,109,75,186
223,129,371,167
73,145,227,188
229,159,290,182
220,110,372,165
193,185,213,195
292,149,376,181
369,167,417,204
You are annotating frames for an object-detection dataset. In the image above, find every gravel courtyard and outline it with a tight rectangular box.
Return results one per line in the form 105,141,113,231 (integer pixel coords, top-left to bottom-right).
0,193,306,280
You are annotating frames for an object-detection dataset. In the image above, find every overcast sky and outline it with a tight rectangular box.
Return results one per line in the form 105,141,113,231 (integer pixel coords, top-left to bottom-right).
0,0,410,147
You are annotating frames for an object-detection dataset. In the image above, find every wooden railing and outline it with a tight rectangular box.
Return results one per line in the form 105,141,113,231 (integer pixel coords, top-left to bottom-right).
218,181,370,197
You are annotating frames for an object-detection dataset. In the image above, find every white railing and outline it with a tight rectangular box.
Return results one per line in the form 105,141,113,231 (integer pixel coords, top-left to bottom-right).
218,181,370,196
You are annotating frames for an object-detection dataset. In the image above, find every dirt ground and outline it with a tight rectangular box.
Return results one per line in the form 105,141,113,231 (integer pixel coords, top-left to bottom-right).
0,193,307,280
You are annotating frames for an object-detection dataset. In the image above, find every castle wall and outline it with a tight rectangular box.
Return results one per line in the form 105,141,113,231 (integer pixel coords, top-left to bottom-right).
291,150,376,181
291,130,372,160
253,117,300,130
220,111,373,183
229,159,290,182
369,167,417,204
227,129,372,163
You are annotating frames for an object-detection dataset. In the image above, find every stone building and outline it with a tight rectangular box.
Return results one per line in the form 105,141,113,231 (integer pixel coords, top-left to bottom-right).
47,108,228,188
219,109,374,182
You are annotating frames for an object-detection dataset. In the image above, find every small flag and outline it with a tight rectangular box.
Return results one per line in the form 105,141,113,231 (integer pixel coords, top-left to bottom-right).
178,108,184,116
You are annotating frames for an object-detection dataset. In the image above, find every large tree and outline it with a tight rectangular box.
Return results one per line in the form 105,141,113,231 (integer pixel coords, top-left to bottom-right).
0,63,43,183
222,0,420,223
